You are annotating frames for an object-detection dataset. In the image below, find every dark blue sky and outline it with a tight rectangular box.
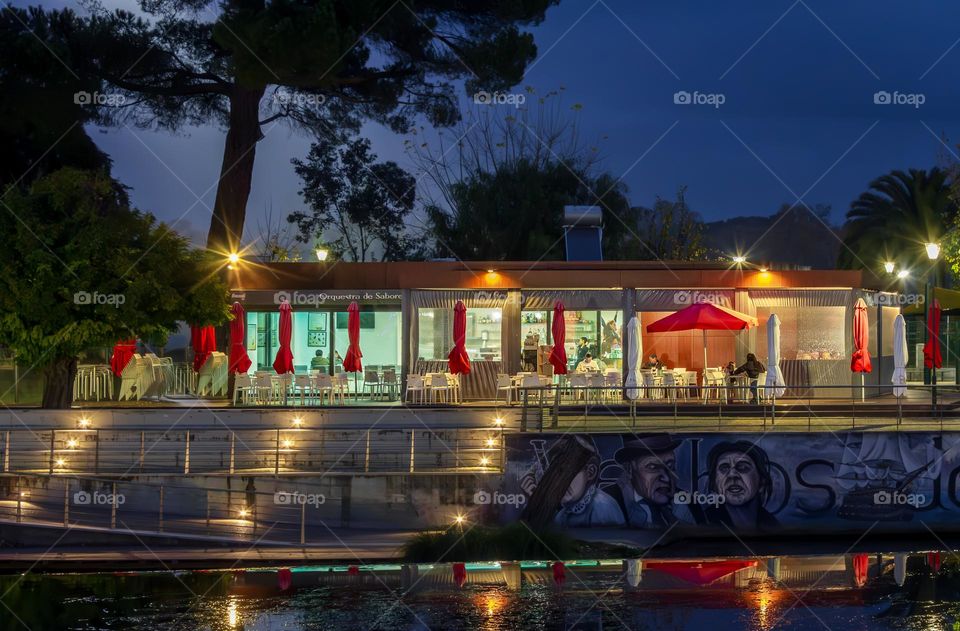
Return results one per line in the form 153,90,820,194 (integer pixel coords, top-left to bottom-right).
23,0,960,246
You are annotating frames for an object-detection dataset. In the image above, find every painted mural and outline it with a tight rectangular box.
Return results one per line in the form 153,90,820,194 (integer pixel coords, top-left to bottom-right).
490,432,960,536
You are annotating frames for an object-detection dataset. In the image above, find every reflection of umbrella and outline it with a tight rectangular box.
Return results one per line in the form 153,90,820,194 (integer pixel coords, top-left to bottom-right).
645,560,757,586
342,301,363,372
852,553,868,587
191,325,216,372
272,300,294,374
892,314,908,397
764,314,786,398
228,302,252,374
624,316,642,400
548,301,567,375
851,298,871,401
894,553,907,586
646,302,757,370
110,340,137,378
447,300,471,374
923,299,942,369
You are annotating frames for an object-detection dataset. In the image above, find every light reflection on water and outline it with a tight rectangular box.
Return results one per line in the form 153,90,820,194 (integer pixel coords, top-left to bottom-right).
2,568,960,630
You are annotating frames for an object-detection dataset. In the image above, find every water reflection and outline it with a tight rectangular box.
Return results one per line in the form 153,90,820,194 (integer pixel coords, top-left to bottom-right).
2,553,960,630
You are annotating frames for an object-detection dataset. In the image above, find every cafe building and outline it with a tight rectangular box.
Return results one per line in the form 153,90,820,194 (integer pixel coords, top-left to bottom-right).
230,260,898,400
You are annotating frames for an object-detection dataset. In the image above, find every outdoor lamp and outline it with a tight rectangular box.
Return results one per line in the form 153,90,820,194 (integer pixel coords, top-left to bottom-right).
897,270,910,279
315,247,329,262
732,255,746,264
925,242,941,260
453,514,466,525
66,438,78,449
480,456,491,467
77,417,91,429
227,252,240,265
883,261,895,274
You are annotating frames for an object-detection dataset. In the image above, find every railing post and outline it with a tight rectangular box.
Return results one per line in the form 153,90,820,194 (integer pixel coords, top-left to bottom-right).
3,430,9,472
139,431,145,474
229,432,236,474
409,429,415,473
94,429,100,474
48,429,55,475
537,388,544,432
274,428,281,477
206,490,211,529
16,477,22,523
364,430,371,473
300,500,306,545
63,482,69,526
184,430,191,475
158,486,164,532
110,482,117,529
553,386,560,429
521,389,528,432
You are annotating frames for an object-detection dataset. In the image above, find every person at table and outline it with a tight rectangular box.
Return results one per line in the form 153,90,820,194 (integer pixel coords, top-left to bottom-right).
310,349,328,371
573,337,591,370
733,353,766,404
724,361,737,403
577,353,600,372
642,352,662,370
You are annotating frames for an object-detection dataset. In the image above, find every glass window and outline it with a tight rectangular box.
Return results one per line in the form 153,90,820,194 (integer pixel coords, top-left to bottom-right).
334,311,401,371
418,308,502,361
755,306,846,361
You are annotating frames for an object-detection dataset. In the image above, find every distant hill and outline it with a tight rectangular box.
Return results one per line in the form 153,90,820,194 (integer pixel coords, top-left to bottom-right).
703,203,844,268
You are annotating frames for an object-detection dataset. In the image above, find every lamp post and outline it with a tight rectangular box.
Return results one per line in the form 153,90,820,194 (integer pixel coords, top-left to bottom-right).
924,242,941,405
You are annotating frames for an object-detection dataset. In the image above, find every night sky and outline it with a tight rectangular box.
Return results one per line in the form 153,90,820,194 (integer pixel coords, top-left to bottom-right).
18,0,960,247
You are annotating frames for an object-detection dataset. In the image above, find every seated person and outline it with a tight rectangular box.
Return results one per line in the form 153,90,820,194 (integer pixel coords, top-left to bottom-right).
310,349,329,371
641,353,662,369
577,353,600,372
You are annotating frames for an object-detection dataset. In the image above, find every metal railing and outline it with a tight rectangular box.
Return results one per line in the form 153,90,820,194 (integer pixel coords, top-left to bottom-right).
516,383,960,432
0,427,505,476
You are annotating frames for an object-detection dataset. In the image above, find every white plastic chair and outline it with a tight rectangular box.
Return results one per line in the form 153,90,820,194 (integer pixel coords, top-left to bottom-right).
429,373,451,403
405,374,426,404
233,373,255,405
496,374,516,404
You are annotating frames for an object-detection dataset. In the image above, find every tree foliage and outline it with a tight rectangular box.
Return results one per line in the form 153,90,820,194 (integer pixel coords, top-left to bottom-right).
630,186,707,261
288,134,422,261
13,0,559,251
840,168,956,272
0,168,229,407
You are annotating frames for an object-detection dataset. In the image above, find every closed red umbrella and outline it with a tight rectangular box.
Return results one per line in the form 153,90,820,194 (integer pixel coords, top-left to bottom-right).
191,325,216,372
548,301,568,375
923,299,943,369
109,339,137,377
342,301,363,373
448,300,471,375
272,300,294,375
850,298,872,373
228,302,252,374
452,562,467,588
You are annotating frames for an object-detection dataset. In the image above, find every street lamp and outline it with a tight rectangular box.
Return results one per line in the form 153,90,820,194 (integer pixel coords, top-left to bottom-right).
883,261,895,274
897,269,910,279
315,246,329,262
925,242,941,260
923,242,941,404
732,255,747,264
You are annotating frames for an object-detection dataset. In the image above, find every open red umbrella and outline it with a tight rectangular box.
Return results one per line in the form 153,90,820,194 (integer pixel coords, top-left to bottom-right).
342,301,363,373
109,340,137,377
448,300,471,374
548,301,568,375
644,560,757,586
191,325,217,372
646,302,757,370
924,299,943,369
272,300,294,374
228,302,252,374
850,298,872,373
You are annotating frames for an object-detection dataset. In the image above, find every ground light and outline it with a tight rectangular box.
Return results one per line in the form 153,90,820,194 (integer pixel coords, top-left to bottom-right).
66,438,78,449
480,456,491,467
54,458,66,469
77,417,91,429
485,437,496,447
493,417,504,427
281,439,295,449
238,509,249,519
291,416,303,428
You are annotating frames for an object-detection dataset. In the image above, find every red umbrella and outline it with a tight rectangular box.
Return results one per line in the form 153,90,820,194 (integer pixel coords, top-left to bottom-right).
850,298,872,373
447,300,471,374
228,302,252,374
852,553,869,587
191,325,217,372
342,301,363,373
452,562,467,588
644,560,757,586
923,299,943,369
272,300,294,375
277,568,292,591
548,301,568,375
646,302,757,370
109,339,137,377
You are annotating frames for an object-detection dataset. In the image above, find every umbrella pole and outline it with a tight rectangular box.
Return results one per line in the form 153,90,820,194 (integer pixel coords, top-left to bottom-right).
861,373,865,402
703,330,709,405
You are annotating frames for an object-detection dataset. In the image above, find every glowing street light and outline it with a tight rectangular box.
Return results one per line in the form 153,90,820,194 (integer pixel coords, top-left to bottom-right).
453,513,466,527
227,252,240,265
315,247,329,262
883,261,895,274
732,255,747,265
66,438,78,449
897,269,910,279
925,242,941,260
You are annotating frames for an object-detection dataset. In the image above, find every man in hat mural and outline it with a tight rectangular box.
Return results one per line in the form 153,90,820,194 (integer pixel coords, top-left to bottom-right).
608,434,694,529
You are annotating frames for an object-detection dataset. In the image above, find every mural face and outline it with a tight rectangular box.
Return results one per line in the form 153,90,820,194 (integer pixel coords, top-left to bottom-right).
496,432,954,536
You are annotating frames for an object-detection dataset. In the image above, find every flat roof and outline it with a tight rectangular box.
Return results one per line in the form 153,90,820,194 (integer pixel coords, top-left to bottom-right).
231,260,880,292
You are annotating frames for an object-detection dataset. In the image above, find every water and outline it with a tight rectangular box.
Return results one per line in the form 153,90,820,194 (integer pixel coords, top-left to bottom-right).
2,562,959,630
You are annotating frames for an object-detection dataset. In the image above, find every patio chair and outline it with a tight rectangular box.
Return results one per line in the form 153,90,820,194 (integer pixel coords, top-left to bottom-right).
232,373,256,405
334,373,350,402
701,370,724,403
405,374,426,404
315,373,336,405
662,371,684,400
496,374,516,405
381,369,399,400
254,374,275,405
603,371,621,401
363,369,382,400
293,374,315,406
641,370,661,400
428,373,452,403
567,373,588,401
446,373,462,403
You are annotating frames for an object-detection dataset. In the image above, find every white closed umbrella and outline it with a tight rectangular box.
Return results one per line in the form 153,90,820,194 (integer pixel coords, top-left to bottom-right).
892,314,908,397
765,314,786,398
894,553,907,586
624,316,642,400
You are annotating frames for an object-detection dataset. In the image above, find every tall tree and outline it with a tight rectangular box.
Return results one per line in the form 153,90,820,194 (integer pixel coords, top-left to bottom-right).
840,168,956,272
0,168,229,408
288,134,422,261
18,1,558,253
630,186,708,260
